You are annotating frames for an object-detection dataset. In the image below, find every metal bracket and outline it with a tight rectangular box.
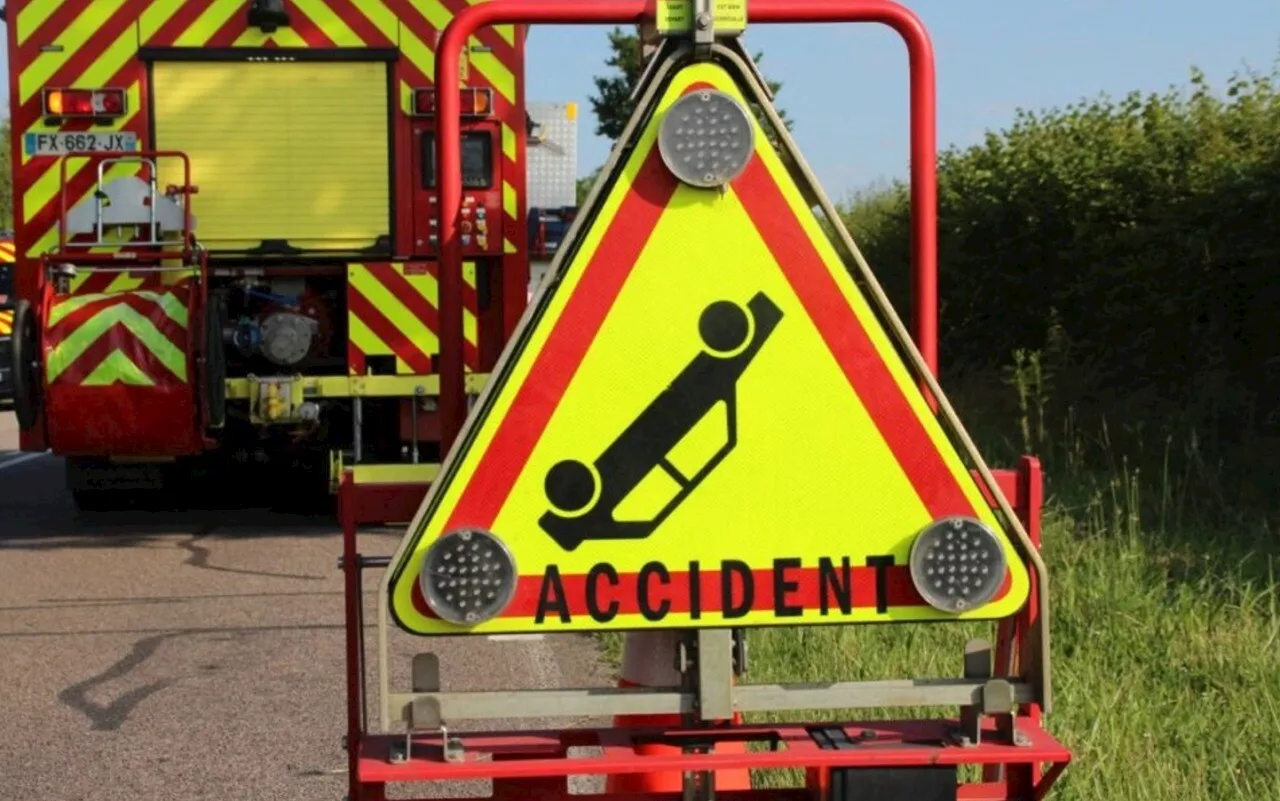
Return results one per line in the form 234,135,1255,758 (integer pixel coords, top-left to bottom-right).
630,35,675,104
952,638,990,747
693,0,715,52
949,638,1025,748
727,35,775,102
400,653,466,765
696,629,735,721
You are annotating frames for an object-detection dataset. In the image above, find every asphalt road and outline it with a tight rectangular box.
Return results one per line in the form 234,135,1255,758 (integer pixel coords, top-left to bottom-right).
0,410,612,801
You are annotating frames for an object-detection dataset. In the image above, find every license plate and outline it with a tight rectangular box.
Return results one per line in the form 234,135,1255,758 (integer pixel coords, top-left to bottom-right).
23,131,138,157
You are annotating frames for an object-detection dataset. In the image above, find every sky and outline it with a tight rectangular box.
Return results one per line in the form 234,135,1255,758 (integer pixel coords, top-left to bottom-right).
526,0,1280,201
1,1,1277,203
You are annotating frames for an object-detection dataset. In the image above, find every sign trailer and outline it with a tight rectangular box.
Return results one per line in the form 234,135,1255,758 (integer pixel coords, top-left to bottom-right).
340,2,1072,801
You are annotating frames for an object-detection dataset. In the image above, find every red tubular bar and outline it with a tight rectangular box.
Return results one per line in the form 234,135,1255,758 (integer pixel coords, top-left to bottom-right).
435,0,940,450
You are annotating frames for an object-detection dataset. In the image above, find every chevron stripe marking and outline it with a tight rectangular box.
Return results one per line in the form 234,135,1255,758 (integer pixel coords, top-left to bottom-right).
46,303,187,383
47,292,188,350
19,0,130,105
347,289,435,374
82,349,156,386
347,0,400,40
16,0,63,47
175,0,244,46
49,320,182,386
48,289,188,329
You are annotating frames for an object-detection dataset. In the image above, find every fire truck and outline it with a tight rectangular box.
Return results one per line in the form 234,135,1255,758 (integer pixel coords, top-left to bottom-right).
3,0,534,516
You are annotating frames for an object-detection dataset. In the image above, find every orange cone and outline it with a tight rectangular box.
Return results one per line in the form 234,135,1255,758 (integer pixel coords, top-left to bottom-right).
606,631,751,793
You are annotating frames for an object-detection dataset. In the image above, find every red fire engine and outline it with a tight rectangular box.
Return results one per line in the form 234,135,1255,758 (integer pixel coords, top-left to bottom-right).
4,0,530,518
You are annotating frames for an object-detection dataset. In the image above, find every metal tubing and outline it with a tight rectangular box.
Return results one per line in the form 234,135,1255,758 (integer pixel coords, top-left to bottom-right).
58,151,193,254
435,0,648,452
435,1,940,450
386,678,1035,723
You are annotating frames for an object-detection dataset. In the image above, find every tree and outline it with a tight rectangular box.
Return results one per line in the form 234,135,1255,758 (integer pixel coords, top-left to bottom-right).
588,27,791,142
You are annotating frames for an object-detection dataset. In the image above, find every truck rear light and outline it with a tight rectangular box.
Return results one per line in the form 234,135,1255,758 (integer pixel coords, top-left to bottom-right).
411,87,493,118
43,88,127,118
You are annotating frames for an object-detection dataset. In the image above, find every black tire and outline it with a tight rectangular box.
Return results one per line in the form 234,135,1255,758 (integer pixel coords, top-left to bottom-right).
10,298,41,430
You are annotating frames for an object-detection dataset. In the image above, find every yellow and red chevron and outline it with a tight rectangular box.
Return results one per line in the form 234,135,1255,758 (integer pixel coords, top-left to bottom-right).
43,286,190,387
0,240,15,264
12,1,526,265
346,261,480,375
0,310,12,336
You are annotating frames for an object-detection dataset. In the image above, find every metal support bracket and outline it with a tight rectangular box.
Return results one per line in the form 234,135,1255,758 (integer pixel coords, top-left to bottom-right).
696,628,736,721
399,653,465,764
693,0,715,52
950,638,1026,748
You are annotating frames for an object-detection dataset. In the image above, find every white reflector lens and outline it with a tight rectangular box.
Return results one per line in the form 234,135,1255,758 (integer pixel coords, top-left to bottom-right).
657,89,754,188
909,517,1008,613
420,528,517,626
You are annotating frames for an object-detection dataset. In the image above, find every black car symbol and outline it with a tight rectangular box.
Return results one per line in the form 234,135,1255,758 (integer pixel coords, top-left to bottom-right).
538,291,783,551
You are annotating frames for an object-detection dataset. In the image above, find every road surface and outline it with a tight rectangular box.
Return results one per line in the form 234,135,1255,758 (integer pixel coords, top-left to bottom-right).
0,410,613,800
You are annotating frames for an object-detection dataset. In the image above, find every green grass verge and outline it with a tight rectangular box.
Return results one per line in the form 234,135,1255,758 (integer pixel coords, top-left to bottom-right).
591,470,1279,800
588,363,1279,799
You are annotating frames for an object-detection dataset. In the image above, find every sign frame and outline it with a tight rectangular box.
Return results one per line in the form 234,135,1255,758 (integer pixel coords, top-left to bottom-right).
383,42,1050,649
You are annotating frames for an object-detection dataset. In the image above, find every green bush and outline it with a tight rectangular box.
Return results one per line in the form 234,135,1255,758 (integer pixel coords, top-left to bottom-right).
839,63,1280,514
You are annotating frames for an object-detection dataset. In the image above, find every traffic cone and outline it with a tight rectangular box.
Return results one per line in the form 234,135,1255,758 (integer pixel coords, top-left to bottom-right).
606,631,751,793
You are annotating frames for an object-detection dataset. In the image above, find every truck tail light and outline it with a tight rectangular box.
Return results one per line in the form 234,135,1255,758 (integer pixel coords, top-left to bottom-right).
43,88,127,118
411,87,494,118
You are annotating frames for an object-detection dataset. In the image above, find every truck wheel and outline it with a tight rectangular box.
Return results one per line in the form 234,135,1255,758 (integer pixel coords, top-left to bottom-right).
10,299,42,430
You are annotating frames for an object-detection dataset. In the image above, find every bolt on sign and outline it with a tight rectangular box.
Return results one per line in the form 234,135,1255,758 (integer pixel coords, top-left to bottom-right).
386,51,1036,636
657,1,747,35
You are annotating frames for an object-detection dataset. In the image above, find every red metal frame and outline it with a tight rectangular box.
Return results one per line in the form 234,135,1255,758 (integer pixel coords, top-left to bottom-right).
436,0,940,452
335,5,1069,799
340,458,1068,801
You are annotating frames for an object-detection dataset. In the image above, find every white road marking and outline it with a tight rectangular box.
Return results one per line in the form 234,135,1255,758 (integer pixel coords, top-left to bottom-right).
487,633,546,642
0,451,49,471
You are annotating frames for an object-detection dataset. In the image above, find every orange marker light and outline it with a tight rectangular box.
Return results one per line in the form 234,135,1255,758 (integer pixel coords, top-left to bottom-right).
42,87,126,118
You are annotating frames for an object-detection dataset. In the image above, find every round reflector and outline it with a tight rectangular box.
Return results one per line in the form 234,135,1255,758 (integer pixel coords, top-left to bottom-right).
657,89,755,188
908,517,1008,613
419,528,518,626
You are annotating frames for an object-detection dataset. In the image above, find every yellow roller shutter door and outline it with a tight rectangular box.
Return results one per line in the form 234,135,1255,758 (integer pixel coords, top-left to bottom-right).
152,60,390,252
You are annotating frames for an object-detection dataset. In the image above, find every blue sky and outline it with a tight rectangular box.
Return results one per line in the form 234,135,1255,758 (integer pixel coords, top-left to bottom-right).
1,1,1276,204
527,0,1280,201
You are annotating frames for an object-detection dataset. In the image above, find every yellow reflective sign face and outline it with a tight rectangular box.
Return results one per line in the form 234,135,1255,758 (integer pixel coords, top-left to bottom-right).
387,60,1032,635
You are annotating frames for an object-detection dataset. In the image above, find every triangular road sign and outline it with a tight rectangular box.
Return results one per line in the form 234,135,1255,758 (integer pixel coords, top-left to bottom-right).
387,51,1037,636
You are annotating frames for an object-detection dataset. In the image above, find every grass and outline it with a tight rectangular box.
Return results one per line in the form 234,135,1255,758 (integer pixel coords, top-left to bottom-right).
593,361,1280,801
740,497,1280,799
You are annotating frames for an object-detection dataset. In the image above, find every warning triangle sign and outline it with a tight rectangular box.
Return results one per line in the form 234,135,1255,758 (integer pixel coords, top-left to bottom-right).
387,54,1037,635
